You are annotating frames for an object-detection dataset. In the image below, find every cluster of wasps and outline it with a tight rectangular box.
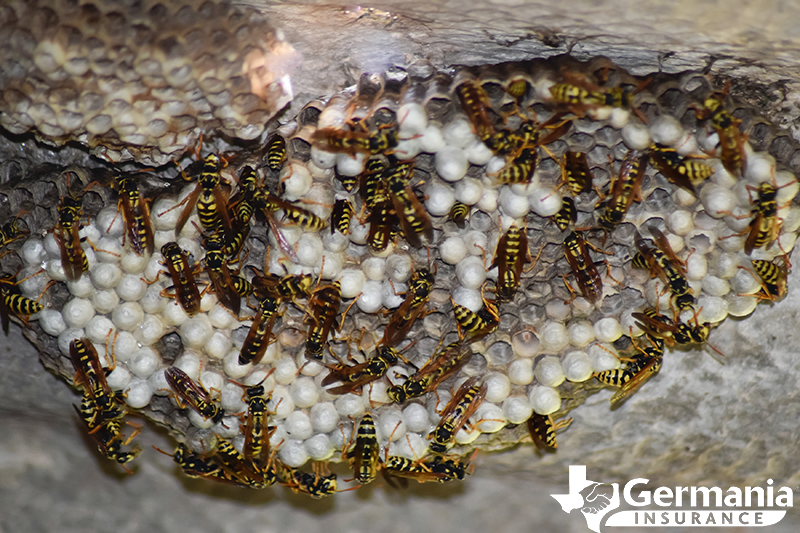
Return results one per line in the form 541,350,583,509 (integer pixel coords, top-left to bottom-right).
1,60,796,497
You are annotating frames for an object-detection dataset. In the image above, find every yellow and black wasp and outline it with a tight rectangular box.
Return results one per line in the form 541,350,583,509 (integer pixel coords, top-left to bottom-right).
551,196,577,231
597,150,648,240
159,242,203,317
693,86,746,176
382,454,470,486
164,366,224,423
0,216,27,251
563,231,604,305
202,232,246,316
451,286,499,342
594,336,663,408
111,173,155,256
632,228,694,310
153,443,230,484
648,143,713,195
266,134,287,172
739,257,789,302
280,464,338,499
455,80,497,145
311,123,398,155
172,153,234,240
331,198,354,236
0,273,45,334
632,308,715,351
345,413,380,485
69,337,126,423
449,201,470,228
54,190,89,282
562,151,593,196
212,438,275,489
527,413,573,451
321,345,400,395
381,161,433,248
428,377,487,454
74,394,141,472
387,340,473,404
383,267,434,347
491,223,531,302
305,281,343,361
238,295,280,366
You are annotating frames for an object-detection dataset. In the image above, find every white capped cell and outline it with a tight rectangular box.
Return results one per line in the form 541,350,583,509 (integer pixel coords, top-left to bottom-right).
20,238,46,267
305,434,335,461
281,162,313,198
511,329,540,358
535,356,565,387
463,232,487,258
484,372,511,403
609,108,631,129
200,290,217,313
66,276,95,299
115,273,148,302
90,263,123,290
269,386,295,419
673,187,697,207
274,356,298,385
151,198,181,231
545,298,571,322
296,233,323,267
454,425,480,446
745,153,776,184
398,103,427,136
700,184,737,218
334,393,365,418
105,366,131,391
476,187,499,213
338,268,365,299
507,358,534,385
147,368,172,396
402,403,430,433
356,280,383,313
380,280,405,309
111,302,143,332
498,187,530,218
686,253,708,281
120,251,150,275
204,331,231,360
588,343,620,372
668,210,694,236
425,181,456,216
567,320,595,347
465,138,494,166
384,254,411,283
278,439,309,468
418,124,446,153
455,177,484,206
95,237,123,263
361,257,386,281
214,417,241,439
223,349,251,379
96,206,125,239
621,121,651,150
161,300,189,326
529,188,562,217
594,317,622,342
43,232,61,259
503,396,533,425
85,315,115,345
319,251,344,280
57,328,84,356
310,146,337,169
528,385,561,415
180,315,215,350
40,309,67,337
435,146,469,182
45,258,67,282
62,298,95,329
124,378,153,409
309,402,339,433
380,411,406,442
562,351,594,382
696,294,728,323
363,381,389,405
394,433,428,460
284,411,314,440
110,331,138,363
650,115,683,146
129,347,160,378
475,403,506,433
730,266,762,295
540,322,569,353
440,237,467,265
451,286,482,312
455,255,487,290
336,152,366,177
220,382,247,413
725,293,758,317
290,377,319,408
174,351,201,381
443,118,475,149
208,303,235,330
143,254,164,283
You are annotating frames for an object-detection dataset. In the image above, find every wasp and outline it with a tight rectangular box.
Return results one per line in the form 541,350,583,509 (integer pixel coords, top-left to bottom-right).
266,134,287,172
549,72,642,116
552,196,577,231
281,465,338,499
694,89,746,176
449,201,470,228
739,182,789,255
387,341,473,404
594,337,663,407
70,337,126,423
239,382,272,469
562,151,593,196
455,80,496,144
305,281,343,360
154,443,228,482
111,174,155,256
164,366,224,423
0,216,27,250
238,296,280,366
74,395,141,470
173,153,234,240
491,223,531,302
527,413,573,451
631,308,725,357
382,267,434,347
159,242,202,317
0,274,45,334
739,257,789,301
506,77,531,105
367,199,399,253
451,288,499,342
648,144,713,194
382,161,433,248
382,455,468,486
311,124,398,155
331,198,354,235
493,147,536,185
562,231,604,305
632,228,694,309
251,270,313,307
54,192,89,282
345,413,381,485
428,377,487,454
321,346,400,395
213,438,275,488
354,158,387,197
203,232,243,316
258,191,327,232
597,150,648,238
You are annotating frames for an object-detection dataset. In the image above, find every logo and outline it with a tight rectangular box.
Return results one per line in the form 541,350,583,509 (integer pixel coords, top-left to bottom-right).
552,466,793,532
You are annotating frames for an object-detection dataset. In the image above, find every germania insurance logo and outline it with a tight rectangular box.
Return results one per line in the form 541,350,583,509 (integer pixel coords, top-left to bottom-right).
551,466,793,532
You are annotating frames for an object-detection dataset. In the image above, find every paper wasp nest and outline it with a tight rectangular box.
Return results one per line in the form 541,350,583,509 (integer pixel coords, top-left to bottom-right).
1,51,799,495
